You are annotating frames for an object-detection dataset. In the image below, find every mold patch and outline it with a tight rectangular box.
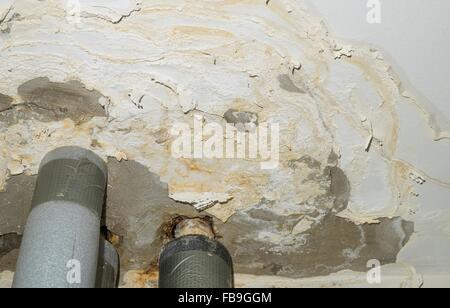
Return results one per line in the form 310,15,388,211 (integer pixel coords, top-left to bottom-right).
0,77,107,125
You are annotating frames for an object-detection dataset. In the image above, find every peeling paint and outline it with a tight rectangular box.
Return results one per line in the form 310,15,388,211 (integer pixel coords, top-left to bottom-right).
169,192,233,212
0,0,449,287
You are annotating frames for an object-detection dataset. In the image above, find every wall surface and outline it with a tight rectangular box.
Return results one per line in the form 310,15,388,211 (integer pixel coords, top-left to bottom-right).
306,0,450,287
0,0,449,288
307,0,450,139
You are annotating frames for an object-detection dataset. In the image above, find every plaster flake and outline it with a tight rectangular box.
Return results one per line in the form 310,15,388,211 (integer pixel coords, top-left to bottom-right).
169,192,233,212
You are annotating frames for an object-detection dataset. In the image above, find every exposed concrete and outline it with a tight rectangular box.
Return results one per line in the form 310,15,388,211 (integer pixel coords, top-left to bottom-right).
0,158,414,282
0,159,199,274
0,93,12,112
0,174,35,235
0,233,21,259
278,74,306,94
218,209,413,278
105,159,199,271
0,233,21,272
0,78,107,125
224,109,259,132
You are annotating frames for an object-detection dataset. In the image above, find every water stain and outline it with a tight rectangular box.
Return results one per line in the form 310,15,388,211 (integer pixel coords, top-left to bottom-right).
0,77,107,125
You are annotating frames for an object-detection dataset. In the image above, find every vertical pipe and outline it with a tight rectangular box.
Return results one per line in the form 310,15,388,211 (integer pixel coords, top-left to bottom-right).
159,235,234,288
13,146,107,288
96,239,119,288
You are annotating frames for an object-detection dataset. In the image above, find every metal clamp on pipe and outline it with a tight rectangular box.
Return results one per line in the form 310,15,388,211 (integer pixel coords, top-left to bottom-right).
13,146,108,288
159,234,234,288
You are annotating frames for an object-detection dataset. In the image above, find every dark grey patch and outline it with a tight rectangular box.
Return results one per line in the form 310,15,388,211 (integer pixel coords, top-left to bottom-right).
288,156,330,191
0,233,21,259
0,174,35,271
278,74,306,93
216,211,414,278
0,173,36,236
0,172,28,273
0,93,13,112
327,151,339,166
325,166,351,212
0,233,21,272
0,77,107,125
105,159,199,272
288,156,322,170
224,109,258,132
247,208,301,231
401,220,415,246
288,156,350,212
215,158,413,279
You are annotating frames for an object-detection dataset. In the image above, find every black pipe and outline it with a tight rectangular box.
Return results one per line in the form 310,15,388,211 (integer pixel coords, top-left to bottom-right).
159,235,234,288
96,239,120,288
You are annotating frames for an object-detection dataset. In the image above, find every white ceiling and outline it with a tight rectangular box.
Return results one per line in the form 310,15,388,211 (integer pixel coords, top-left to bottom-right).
306,0,450,122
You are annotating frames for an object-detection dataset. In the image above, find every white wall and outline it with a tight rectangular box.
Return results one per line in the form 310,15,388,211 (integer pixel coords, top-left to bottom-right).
306,0,450,128
307,0,450,287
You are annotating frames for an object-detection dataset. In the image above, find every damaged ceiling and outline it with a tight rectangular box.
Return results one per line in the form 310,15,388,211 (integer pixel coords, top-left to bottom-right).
0,0,449,288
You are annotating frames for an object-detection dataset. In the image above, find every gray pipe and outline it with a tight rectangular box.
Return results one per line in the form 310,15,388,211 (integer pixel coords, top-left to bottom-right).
12,146,107,288
96,239,119,288
159,235,234,288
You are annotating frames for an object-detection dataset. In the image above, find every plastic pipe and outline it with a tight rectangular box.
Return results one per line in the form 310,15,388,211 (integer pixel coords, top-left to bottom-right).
12,146,107,288
96,239,120,288
159,235,234,288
